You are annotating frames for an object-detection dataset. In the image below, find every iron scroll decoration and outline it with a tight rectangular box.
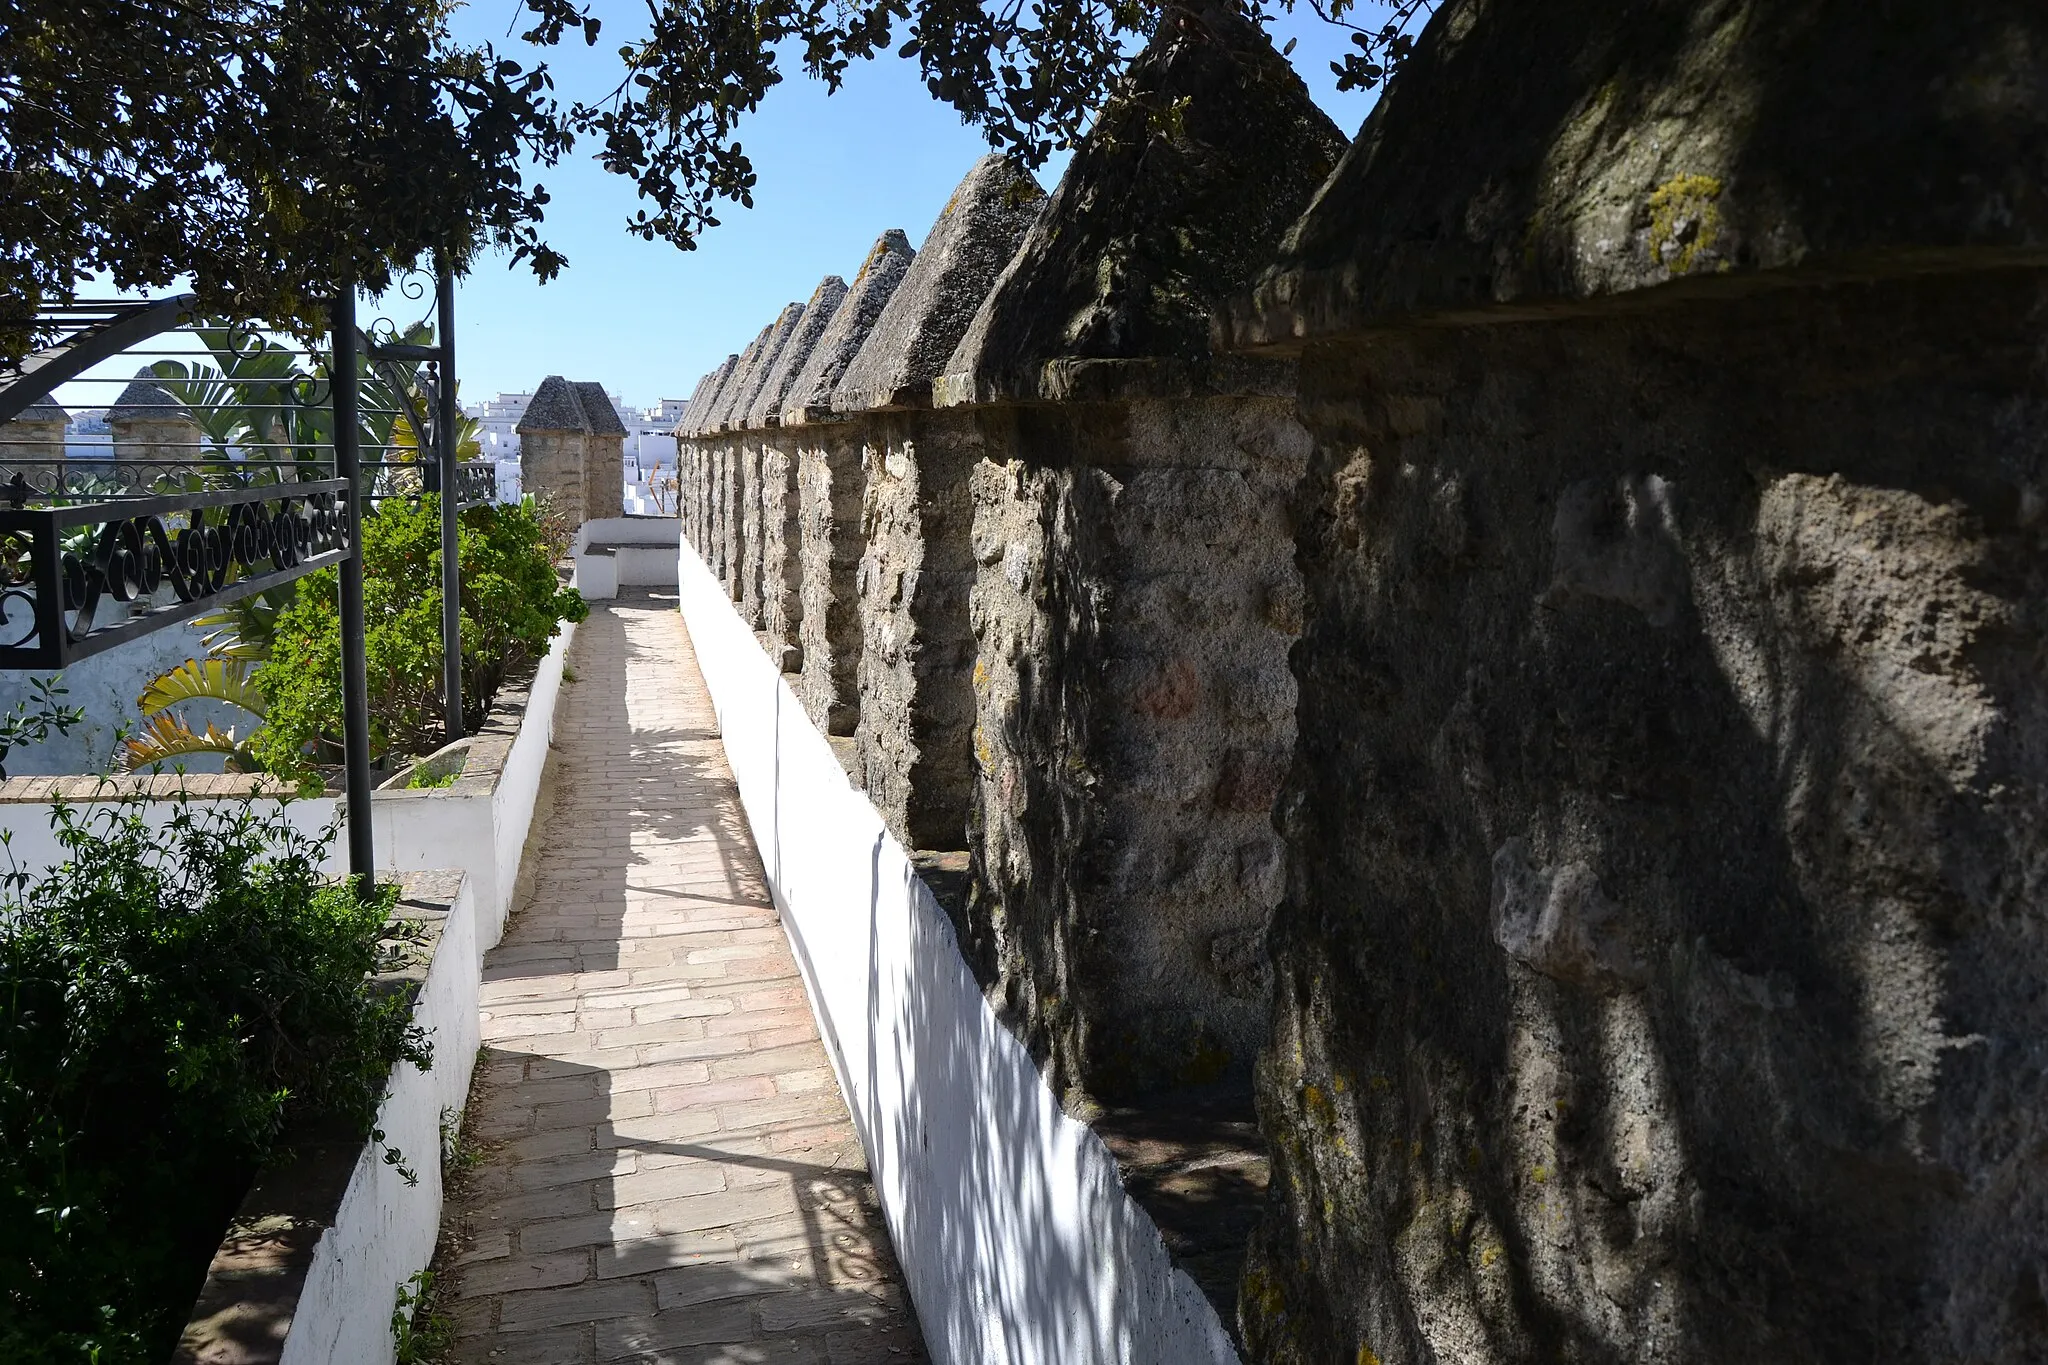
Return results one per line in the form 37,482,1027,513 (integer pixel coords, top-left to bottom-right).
455,459,496,510
0,480,353,669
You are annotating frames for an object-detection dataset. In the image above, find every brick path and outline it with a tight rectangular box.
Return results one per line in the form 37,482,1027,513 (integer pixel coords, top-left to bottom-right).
445,594,925,1365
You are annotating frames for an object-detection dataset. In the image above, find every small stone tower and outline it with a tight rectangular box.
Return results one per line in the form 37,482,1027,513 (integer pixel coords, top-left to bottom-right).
0,399,66,466
108,373,200,462
516,376,627,527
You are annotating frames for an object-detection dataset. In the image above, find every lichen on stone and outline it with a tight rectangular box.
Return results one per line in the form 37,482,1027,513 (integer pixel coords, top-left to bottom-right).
1646,172,1727,275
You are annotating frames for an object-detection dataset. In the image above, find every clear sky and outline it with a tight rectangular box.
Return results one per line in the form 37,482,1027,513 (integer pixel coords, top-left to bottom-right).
442,0,1383,412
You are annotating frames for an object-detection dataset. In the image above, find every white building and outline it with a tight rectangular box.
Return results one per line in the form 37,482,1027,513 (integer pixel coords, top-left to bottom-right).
466,391,535,462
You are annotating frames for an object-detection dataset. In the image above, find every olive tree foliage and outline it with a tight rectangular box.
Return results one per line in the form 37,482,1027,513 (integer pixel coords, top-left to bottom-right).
500,0,1431,252
2,0,1426,366
0,0,598,363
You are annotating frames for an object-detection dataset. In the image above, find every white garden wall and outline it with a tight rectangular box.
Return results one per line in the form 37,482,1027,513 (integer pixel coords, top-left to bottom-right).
278,870,482,1365
0,618,575,962
677,536,1239,1365
575,515,682,598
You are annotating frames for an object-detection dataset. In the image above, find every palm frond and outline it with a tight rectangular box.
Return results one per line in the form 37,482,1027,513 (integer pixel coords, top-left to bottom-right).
138,657,265,718
120,713,256,771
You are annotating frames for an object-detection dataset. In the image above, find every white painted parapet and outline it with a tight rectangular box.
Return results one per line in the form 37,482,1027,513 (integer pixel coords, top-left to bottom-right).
575,515,681,598
678,538,1238,1365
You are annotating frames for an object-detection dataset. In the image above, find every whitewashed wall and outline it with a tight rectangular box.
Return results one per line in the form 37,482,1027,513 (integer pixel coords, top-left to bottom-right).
678,537,1239,1365
278,870,482,1365
0,618,575,964
574,516,681,598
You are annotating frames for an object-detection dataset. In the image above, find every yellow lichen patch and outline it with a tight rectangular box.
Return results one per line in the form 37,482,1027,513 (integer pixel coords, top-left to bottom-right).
1478,1244,1502,1269
1303,1083,1338,1125
1647,173,1727,275
1242,1264,1287,1320
1357,1346,1382,1365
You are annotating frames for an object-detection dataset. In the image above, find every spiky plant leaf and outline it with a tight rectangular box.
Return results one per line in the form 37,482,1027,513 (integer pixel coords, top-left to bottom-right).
137,658,265,719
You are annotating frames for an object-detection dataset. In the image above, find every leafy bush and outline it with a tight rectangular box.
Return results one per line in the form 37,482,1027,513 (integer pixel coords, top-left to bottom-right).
0,796,429,1362
252,496,585,779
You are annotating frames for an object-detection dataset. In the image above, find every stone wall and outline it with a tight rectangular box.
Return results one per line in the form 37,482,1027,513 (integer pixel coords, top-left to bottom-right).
963,392,1306,1096
759,436,803,670
1235,268,2048,1365
1216,1,2048,1362
794,429,866,737
674,1,2048,1358
676,4,1337,1101
521,429,586,525
1,401,65,463
518,376,628,527
855,408,986,849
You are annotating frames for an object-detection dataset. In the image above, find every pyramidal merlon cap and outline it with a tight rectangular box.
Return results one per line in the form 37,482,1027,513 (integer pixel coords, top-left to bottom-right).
781,230,917,426
109,370,189,423
675,370,716,436
938,1,1345,405
830,155,1045,414
748,276,847,429
722,302,807,434
518,375,624,434
686,355,740,438
702,324,776,434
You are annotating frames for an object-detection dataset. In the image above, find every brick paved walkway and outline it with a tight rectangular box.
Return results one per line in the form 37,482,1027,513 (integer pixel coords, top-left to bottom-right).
445,594,925,1365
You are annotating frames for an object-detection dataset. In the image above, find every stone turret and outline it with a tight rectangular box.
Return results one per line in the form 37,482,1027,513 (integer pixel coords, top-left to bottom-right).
516,377,626,528
0,398,66,465
109,374,200,462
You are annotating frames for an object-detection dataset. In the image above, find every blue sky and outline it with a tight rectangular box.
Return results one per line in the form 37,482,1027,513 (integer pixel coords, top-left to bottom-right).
443,0,1383,410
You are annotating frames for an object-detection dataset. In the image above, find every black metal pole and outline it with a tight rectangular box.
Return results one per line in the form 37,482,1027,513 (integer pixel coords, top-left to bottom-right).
332,286,376,891
435,254,463,741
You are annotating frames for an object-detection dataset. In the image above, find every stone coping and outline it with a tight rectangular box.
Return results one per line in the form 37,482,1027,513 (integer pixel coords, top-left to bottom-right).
378,653,545,801
171,868,462,1365
0,773,298,803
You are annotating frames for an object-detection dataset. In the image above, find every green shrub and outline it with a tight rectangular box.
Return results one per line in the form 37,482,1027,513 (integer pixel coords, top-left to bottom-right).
251,496,586,779
0,796,429,1362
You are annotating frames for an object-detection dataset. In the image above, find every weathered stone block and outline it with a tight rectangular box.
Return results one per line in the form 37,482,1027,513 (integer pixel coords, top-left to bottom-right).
853,409,984,850
1246,270,2048,1365
965,397,1306,1099
795,430,866,737
760,438,803,669
739,438,766,629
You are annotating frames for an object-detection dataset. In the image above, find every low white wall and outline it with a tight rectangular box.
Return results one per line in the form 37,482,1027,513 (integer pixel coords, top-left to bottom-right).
489,618,573,949
576,516,680,595
677,539,1239,1365
279,870,483,1365
0,621,575,961
374,618,576,953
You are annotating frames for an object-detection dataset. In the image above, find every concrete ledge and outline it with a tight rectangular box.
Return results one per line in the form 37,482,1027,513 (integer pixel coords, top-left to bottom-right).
677,540,1237,1365
174,868,482,1365
0,772,298,802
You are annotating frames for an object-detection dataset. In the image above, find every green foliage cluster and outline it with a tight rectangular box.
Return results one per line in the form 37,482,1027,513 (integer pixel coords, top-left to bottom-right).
0,677,85,780
5,0,1423,366
0,0,579,364
0,797,429,1362
252,496,586,780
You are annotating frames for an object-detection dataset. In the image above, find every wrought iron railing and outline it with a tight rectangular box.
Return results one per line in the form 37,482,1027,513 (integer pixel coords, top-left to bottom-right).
0,458,499,510
0,480,352,669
